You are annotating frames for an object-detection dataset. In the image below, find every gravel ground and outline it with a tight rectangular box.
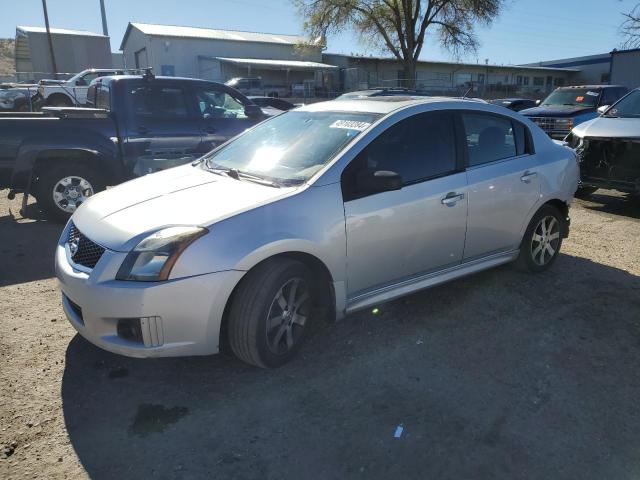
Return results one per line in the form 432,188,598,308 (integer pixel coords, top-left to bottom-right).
1,190,639,480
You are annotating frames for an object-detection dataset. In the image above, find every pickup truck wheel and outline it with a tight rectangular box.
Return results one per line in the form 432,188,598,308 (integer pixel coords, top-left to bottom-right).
47,95,73,107
515,205,565,273
228,259,315,368
35,164,105,222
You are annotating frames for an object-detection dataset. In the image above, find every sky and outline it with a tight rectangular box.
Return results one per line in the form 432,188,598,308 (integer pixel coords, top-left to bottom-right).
1,0,638,65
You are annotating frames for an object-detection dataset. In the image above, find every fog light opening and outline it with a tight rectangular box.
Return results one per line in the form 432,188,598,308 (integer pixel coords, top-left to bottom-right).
117,318,143,343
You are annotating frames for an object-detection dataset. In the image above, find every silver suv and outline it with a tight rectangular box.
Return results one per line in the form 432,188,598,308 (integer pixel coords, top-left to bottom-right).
55,97,579,368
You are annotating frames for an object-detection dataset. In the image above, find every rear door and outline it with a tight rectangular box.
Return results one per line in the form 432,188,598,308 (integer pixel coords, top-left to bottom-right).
193,84,260,153
343,111,468,296
123,81,203,176
460,111,540,260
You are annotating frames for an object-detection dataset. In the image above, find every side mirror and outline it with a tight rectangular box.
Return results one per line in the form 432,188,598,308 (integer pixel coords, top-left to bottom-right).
535,99,541,106
244,104,263,118
597,105,610,115
75,78,87,86
356,169,402,194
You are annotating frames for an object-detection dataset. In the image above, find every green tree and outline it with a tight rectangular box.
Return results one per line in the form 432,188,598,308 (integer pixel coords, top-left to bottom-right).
294,0,503,88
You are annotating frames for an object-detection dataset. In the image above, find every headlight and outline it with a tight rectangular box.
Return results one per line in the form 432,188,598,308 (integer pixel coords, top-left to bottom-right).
556,118,574,130
116,226,208,281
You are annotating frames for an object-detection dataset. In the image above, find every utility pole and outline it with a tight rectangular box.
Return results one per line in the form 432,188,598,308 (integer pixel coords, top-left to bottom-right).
99,0,109,37
41,0,58,79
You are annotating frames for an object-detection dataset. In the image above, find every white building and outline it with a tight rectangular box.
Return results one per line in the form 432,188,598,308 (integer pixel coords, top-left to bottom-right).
14,26,112,82
119,23,337,92
610,48,640,90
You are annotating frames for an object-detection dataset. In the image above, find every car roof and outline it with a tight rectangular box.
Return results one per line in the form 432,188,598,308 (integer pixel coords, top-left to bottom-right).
298,96,490,115
96,75,227,87
556,85,625,90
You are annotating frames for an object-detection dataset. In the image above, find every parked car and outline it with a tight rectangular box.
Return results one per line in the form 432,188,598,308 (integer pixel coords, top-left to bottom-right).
520,85,628,139
225,77,289,98
55,97,579,368
0,85,41,112
336,88,430,99
489,98,538,112
248,96,296,111
38,68,139,106
1,73,266,221
566,88,640,197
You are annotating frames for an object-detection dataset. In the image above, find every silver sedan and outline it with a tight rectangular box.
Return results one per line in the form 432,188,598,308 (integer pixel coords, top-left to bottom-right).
55,97,579,368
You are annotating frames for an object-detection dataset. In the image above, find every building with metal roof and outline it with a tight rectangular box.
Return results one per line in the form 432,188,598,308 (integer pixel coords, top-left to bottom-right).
323,53,580,98
15,26,112,82
119,22,332,95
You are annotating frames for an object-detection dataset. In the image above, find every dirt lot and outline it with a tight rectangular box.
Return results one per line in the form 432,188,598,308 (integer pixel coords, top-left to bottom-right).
1,190,639,479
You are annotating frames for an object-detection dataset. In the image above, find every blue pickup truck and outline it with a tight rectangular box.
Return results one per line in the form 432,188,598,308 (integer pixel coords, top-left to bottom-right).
520,85,628,140
0,73,267,221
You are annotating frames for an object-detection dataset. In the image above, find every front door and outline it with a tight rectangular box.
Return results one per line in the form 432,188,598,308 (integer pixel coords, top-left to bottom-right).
459,111,541,259
123,82,203,176
193,85,259,153
342,111,468,296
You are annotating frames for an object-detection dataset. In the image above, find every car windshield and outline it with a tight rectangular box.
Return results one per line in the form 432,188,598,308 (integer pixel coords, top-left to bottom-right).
541,88,601,107
606,90,640,118
203,110,380,184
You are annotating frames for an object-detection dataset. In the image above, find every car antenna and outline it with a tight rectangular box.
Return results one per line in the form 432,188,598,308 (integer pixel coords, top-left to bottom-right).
462,86,472,99
142,68,155,81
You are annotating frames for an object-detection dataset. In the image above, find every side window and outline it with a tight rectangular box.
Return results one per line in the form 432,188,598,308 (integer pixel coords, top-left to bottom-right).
350,112,456,188
461,113,517,166
130,86,154,117
129,86,189,118
195,88,247,119
156,87,188,118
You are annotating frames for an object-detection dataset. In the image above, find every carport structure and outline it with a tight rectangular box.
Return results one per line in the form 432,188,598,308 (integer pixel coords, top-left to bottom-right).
198,56,338,96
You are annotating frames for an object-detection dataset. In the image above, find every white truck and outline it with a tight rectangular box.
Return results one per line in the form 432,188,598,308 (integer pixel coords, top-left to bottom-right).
38,69,136,106
225,77,290,98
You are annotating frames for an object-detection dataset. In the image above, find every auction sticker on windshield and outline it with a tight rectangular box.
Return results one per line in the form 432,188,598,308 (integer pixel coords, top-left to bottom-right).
330,120,372,131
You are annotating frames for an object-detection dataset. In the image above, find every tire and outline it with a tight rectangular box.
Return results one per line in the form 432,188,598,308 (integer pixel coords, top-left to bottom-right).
47,95,73,107
228,258,315,368
575,186,598,199
515,204,565,273
34,162,106,222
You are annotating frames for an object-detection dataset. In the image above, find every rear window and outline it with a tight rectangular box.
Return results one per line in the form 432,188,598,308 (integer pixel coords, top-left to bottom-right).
96,84,110,110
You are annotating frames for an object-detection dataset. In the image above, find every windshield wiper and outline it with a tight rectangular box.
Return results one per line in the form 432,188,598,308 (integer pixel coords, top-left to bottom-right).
235,170,282,188
204,163,282,188
203,164,241,180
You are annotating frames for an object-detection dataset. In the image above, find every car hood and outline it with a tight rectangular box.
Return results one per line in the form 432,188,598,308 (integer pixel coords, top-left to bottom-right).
571,116,640,139
520,105,595,117
72,164,297,251
39,79,68,86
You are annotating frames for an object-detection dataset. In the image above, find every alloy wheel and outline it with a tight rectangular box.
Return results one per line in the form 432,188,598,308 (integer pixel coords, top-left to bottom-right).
52,176,94,213
530,215,560,266
265,277,310,355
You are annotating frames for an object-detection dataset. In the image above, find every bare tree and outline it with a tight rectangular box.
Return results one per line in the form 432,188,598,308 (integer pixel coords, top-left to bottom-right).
294,0,503,87
621,3,640,49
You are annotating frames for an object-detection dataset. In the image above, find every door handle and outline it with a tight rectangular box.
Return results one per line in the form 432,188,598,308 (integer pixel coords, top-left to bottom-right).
521,171,538,183
441,192,465,206
137,126,150,134
203,126,217,134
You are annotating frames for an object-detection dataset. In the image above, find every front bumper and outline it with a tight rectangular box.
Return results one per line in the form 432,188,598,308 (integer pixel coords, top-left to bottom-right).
55,243,244,358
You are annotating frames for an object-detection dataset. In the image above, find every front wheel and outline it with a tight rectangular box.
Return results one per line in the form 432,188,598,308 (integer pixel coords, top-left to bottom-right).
228,259,315,368
34,163,106,222
515,205,565,273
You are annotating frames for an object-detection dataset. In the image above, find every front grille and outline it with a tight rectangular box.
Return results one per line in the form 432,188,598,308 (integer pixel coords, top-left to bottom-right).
529,116,557,132
67,223,105,269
